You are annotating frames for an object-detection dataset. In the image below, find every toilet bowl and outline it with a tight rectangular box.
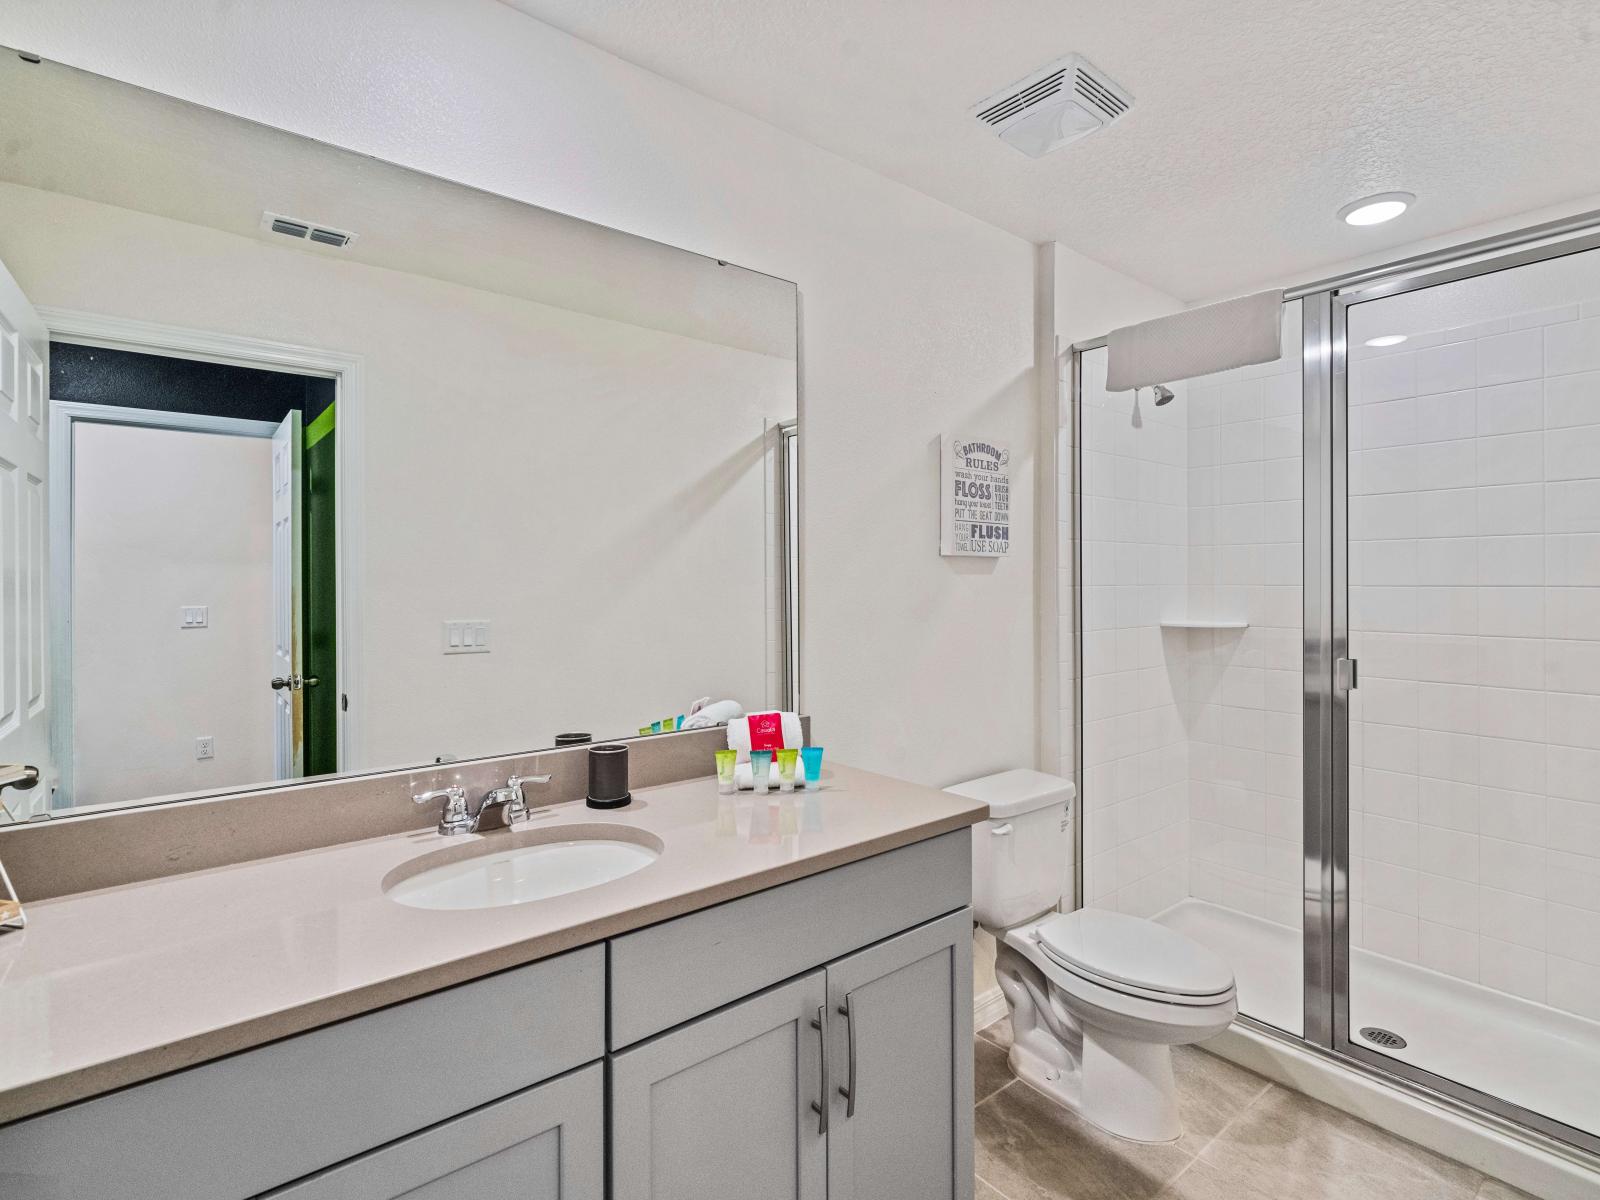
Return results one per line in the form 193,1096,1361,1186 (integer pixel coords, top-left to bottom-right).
947,769,1238,1144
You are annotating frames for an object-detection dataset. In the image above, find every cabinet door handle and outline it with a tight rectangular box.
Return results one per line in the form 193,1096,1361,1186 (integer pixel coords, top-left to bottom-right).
837,994,858,1118
809,1004,829,1136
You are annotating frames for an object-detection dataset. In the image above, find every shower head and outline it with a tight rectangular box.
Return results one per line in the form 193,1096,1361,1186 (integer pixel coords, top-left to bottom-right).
1153,385,1175,406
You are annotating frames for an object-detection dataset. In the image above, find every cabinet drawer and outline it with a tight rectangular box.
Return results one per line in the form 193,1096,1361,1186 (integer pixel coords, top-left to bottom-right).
609,830,970,1048
262,1062,603,1200
0,945,603,1200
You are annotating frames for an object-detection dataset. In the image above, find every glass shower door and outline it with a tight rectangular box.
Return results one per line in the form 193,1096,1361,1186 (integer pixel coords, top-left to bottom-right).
1074,301,1306,1037
1334,240,1600,1152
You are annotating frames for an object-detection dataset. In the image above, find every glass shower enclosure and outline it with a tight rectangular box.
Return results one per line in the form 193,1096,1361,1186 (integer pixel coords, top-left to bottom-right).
1071,216,1600,1159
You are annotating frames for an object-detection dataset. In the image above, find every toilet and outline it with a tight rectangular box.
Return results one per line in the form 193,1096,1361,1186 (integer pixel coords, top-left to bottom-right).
948,769,1237,1144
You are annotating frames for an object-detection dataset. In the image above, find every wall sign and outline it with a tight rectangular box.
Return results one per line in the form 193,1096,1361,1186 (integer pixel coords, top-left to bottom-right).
940,435,1010,557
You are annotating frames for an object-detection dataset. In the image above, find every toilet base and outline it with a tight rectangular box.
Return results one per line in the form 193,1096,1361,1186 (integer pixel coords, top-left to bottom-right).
1007,1026,1182,1144
1078,1027,1182,1144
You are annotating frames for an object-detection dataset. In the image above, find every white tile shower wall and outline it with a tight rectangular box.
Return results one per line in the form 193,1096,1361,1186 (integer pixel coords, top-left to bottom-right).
1182,302,1305,931
1348,300,1600,1022
1078,350,1191,917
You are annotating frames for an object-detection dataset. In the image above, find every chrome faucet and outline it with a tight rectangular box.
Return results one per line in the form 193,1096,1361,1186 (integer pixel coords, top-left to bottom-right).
413,775,552,836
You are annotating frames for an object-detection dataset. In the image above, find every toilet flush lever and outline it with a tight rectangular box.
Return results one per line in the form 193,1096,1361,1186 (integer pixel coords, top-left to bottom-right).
990,823,1014,837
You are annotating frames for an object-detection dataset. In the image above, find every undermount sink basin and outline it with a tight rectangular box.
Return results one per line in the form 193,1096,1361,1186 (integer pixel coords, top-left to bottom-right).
383,824,663,911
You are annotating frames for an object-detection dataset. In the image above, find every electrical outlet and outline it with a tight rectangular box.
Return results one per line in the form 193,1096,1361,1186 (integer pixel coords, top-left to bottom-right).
195,736,215,761
180,605,208,629
443,620,490,654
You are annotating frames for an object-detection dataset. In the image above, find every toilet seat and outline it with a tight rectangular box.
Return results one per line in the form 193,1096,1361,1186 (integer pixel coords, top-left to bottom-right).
1034,910,1235,1005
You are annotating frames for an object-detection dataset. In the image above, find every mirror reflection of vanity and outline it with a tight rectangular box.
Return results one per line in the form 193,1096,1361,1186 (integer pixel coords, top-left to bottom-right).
0,50,799,820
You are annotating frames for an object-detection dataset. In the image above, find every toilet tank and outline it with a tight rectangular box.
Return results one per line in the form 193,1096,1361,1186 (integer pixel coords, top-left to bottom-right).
946,769,1074,930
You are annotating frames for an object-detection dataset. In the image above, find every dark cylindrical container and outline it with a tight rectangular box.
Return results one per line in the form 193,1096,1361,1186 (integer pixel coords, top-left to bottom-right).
555,732,593,747
586,743,631,809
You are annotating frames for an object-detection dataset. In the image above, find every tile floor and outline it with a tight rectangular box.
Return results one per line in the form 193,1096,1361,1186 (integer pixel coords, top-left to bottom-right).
974,1019,1535,1200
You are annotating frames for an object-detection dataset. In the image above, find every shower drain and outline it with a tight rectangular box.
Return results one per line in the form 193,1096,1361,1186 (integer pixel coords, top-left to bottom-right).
1359,1026,1408,1049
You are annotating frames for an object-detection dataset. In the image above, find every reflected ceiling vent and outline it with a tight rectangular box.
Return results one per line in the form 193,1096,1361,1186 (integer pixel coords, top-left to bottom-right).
260,211,357,248
971,54,1133,158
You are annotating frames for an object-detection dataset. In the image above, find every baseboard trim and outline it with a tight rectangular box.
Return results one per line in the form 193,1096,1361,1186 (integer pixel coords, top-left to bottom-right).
974,986,1007,1035
1205,1022,1600,1200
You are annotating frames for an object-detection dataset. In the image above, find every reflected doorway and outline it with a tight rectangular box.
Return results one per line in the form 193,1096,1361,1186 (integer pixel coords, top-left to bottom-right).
49,345,338,809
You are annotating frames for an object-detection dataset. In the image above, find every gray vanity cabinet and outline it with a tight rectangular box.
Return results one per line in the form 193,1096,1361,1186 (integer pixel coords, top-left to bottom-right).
609,905,974,1200
609,971,829,1200
824,909,974,1200
261,1063,603,1200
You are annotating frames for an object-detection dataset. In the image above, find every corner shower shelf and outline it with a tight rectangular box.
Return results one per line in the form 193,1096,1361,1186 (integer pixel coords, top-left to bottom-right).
1159,619,1249,631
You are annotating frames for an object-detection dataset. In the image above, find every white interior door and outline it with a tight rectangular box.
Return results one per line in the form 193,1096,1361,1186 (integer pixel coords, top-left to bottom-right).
0,254,50,817
271,410,302,780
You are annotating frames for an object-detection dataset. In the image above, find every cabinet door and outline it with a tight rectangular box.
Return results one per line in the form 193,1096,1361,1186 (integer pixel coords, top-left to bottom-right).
826,908,974,1200
610,971,827,1200
262,1063,602,1200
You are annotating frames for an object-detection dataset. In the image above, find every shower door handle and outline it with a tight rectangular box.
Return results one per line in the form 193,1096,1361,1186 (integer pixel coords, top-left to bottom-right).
1336,657,1358,691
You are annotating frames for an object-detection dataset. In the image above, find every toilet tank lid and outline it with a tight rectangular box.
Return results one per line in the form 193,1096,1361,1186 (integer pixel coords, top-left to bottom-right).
944,769,1075,820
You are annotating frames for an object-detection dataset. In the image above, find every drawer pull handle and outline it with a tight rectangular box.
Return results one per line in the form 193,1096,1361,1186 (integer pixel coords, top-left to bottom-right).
809,1005,829,1135
837,994,858,1118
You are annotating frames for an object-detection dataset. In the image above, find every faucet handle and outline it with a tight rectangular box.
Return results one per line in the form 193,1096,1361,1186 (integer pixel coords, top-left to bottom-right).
414,785,472,835
499,774,551,825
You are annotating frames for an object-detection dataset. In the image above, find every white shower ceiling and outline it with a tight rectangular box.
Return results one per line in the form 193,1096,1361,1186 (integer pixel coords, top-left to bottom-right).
501,0,1600,302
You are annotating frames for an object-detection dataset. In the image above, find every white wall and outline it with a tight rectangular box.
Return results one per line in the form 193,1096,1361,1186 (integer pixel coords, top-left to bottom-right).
1056,245,1186,350
72,423,274,803
1,182,790,772
3,0,1039,788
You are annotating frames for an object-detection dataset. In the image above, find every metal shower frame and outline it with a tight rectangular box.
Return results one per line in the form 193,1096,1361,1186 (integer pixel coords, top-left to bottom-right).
1067,206,1600,1165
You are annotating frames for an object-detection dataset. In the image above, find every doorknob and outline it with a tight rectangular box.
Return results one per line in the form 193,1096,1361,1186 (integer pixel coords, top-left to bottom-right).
270,676,320,691
0,764,39,794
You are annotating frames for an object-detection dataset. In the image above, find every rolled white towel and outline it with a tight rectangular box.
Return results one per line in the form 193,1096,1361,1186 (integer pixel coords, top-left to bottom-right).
680,699,744,730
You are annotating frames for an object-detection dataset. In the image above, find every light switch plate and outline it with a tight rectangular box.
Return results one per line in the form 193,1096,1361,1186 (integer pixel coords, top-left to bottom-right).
443,620,490,654
180,605,208,629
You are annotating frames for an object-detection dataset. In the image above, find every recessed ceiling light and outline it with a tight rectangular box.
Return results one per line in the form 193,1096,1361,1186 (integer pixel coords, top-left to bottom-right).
1339,192,1414,226
1364,334,1408,348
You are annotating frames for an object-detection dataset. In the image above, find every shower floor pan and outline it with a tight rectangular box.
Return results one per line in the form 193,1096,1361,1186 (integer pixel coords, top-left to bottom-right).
1155,898,1600,1139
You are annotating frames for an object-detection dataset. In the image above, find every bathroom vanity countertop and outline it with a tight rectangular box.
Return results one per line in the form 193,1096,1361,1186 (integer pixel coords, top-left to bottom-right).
0,763,985,1124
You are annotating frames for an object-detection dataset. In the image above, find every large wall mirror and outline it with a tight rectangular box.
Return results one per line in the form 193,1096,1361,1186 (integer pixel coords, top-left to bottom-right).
0,50,800,820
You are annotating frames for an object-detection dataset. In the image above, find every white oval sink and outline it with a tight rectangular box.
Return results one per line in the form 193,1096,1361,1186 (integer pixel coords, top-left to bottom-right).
384,825,662,911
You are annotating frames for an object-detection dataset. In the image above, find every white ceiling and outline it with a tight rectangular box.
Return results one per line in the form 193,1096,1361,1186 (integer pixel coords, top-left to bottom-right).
0,52,796,359
503,0,1600,302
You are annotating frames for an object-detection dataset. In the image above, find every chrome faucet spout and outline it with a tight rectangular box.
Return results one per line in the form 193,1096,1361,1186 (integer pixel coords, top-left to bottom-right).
473,773,553,832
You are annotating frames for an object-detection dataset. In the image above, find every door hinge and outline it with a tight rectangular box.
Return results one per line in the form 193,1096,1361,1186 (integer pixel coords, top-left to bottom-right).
340,693,349,712
1336,657,1358,691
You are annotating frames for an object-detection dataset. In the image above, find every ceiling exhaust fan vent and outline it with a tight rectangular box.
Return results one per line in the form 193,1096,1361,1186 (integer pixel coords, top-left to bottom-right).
971,54,1133,158
261,212,357,248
